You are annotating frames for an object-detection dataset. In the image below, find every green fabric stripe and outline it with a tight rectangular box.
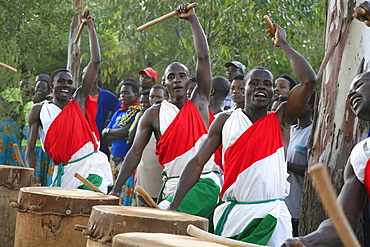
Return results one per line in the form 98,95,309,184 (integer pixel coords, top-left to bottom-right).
165,177,220,232
230,214,278,245
77,173,103,191
214,197,282,239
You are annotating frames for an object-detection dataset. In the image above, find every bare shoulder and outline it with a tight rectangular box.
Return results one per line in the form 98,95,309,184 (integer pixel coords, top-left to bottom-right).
30,101,46,113
209,111,232,131
139,103,160,128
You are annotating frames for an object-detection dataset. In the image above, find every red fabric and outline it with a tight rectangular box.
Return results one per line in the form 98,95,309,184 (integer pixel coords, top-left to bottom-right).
209,111,223,170
365,159,370,197
221,112,283,198
155,100,207,166
118,98,140,112
44,97,99,165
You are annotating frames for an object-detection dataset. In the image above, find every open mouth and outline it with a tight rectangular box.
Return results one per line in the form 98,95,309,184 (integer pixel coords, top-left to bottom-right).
60,88,70,97
255,92,267,99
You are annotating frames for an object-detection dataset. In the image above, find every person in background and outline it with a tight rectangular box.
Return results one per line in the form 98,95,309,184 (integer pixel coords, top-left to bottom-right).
271,74,297,111
89,68,120,159
285,92,315,237
21,74,54,185
209,76,230,116
103,81,141,205
138,67,157,95
224,61,246,110
230,74,245,110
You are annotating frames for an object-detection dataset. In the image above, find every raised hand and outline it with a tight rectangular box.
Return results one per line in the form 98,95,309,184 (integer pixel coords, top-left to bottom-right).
265,23,287,47
176,3,195,20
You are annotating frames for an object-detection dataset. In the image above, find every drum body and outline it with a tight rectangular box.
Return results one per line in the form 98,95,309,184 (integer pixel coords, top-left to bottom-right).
84,205,209,246
13,187,119,247
112,232,228,247
0,165,34,247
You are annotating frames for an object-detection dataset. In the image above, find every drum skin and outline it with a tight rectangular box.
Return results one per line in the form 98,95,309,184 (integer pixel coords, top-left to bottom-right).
0,165,34,247
84,205,209,246
13,187,119,247
112,232,229,247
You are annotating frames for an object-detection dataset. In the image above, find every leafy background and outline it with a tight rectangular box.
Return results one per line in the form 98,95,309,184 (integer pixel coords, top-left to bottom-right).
0,0,325,93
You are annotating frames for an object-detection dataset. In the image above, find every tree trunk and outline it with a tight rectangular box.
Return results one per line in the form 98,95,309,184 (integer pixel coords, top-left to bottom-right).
67,0,83,88
299,0,370,243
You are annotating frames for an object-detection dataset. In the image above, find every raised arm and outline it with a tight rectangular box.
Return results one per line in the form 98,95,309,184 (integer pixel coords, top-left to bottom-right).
25,104,42,169
75,10,101,113
168,113,229,211
176,4,211,121
267,24,317,125
109,108,155,196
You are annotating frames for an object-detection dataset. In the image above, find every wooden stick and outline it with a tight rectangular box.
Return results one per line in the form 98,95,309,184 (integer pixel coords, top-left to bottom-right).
134,185,160,208
137,3,198,32
0,62,17,72
309,163,360,247
187,224,267,247
13,143,26,167
73,23,85,44
263,15,276,34
74,172,105,194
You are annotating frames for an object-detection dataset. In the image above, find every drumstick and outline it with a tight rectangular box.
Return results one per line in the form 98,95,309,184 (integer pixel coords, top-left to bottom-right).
309,163,360,247
137,2,198,32
134,185,160,208
74,172,105,194
73,23,85,44
187,224,267,247
263,15,276,34
0,62,17,73
13,143,26,167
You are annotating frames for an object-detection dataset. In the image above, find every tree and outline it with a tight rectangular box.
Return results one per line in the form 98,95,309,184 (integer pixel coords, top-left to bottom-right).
299,0,369,242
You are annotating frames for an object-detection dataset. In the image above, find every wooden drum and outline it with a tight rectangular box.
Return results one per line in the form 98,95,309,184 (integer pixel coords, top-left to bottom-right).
82,205,209,246
0,165,34,247
13,187,119,247
112,232,229,247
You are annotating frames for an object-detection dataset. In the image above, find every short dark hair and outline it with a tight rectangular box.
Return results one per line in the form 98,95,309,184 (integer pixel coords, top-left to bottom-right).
212,76,230,98
244,67,273,83
141,90,150,96
50,69,71,83
232,74,244,81
278,74,297,90
151,85,168,98
121,81,139,94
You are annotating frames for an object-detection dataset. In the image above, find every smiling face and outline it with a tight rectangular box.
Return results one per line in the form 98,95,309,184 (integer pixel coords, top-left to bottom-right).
163,63,190,100
52,72,74,101
348,72,370,121
245,68,274,109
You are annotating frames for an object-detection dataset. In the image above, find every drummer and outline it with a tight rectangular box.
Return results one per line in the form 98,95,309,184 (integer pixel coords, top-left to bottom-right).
25,10,113,193
110,3,221,222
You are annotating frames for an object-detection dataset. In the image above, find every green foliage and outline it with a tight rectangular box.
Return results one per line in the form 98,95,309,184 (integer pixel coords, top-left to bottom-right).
0,0,325,93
